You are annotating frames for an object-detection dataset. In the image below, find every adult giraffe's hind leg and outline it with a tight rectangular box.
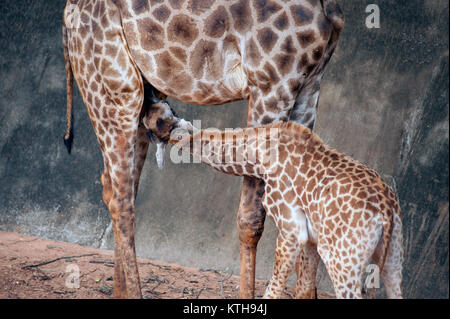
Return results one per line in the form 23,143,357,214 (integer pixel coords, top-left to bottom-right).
64,0,146,298
98,83,146,300
96,91,147,299
101,128,143,299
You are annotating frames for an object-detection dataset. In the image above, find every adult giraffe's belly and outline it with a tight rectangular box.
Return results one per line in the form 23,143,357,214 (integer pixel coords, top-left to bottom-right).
121,19,247,105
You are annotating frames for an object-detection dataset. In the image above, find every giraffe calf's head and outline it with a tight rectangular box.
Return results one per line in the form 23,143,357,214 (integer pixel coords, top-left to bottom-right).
143,99,193,141
143,100,179,143
143,98,193,169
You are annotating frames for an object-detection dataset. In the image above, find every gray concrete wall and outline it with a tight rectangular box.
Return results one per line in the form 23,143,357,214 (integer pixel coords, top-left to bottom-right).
0,0,448,298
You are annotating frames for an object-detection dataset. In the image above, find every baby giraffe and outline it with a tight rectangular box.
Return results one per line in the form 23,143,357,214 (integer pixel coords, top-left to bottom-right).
143,98,403,299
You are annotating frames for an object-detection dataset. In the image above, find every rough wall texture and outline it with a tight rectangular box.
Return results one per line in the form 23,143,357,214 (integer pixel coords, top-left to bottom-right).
0,0,448,298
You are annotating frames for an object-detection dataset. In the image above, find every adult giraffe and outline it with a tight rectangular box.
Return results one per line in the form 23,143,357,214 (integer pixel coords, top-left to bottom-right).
62,0,344,298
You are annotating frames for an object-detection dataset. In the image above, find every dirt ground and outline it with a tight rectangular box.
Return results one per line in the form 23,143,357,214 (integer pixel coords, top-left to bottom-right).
0,231,333,299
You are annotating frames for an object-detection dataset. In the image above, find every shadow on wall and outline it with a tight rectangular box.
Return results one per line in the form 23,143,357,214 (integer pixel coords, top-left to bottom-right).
0,0,448,298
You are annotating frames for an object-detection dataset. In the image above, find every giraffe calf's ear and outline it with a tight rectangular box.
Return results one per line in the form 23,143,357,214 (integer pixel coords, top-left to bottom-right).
151,96,161,104
146,130,157,142
149,88,161,105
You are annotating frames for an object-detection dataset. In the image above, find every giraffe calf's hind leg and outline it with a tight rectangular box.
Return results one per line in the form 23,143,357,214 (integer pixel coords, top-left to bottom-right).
295,243,320,299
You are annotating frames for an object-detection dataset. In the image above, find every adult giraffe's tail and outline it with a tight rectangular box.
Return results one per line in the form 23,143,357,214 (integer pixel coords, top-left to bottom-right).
62,22,74,154
321,0,345,32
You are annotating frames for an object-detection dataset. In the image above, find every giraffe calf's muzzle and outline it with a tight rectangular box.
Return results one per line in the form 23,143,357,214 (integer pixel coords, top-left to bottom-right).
142,96,193,169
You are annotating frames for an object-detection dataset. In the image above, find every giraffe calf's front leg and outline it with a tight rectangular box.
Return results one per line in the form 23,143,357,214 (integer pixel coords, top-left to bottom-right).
264,234,301,299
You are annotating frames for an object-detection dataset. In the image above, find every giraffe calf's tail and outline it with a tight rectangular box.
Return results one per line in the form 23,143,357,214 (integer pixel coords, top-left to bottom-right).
63,22,74,154
371,198,396,299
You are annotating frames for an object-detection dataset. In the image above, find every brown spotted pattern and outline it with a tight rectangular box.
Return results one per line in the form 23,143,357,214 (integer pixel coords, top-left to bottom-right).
63,0,344,298
118,0,344,129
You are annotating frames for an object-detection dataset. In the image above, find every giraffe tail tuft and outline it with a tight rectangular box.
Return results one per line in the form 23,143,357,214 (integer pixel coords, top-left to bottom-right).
64,127,74,154
63,21,74,154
